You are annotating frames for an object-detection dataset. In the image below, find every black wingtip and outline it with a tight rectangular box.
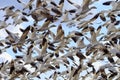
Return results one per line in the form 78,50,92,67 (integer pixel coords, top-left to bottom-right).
59,0,64,5
26,26,31,30
5,29,10,34
13,48,17,53
108,57,115,63
22,16,28,21
116,53,120,58
103,1,112,5
17,0,21,3
9,6,15,10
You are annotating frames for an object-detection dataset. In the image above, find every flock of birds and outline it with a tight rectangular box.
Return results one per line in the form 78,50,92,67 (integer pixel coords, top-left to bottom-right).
0,0,120,80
